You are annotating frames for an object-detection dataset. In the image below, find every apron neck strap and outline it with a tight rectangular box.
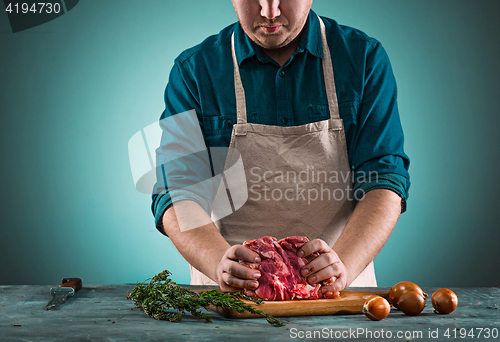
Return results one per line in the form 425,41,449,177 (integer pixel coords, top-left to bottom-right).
318,16,340,120
231,33,248,124
230,15,340,124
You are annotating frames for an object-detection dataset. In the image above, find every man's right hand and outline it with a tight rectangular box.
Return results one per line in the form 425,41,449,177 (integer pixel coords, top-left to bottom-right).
216,245,262,291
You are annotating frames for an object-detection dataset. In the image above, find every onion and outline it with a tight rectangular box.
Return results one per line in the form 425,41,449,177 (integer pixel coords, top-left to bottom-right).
362,295,391,321
389,281,428,309
398,290,426,316
432,288,458,314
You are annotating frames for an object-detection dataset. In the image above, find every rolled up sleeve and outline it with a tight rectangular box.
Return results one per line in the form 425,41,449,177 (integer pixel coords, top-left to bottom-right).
151,60,213,234
349,41,410,212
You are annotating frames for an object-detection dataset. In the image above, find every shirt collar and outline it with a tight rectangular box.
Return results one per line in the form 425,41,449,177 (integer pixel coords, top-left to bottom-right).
297,10,323,59
233,9,324,66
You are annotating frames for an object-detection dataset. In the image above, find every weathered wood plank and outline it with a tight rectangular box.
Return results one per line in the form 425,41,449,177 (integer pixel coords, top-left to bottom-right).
0,285,498,341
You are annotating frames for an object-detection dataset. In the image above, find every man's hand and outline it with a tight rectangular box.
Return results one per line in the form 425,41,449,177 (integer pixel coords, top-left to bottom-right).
297,238,347,297
216,245,262,292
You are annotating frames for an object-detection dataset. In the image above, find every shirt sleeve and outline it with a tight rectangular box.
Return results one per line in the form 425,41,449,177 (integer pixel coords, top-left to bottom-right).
151,60,213,235
349,40,411,212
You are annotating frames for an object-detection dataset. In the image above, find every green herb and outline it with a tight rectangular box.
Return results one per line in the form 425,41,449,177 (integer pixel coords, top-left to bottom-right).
127,270,285,327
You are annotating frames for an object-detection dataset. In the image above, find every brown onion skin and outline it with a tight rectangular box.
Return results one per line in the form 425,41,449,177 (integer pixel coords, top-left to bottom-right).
398,291,426,316
432,288,458,314
389,281,428,309
363,295,391,321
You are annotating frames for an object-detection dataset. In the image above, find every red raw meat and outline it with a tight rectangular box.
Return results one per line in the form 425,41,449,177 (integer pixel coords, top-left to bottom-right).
240,236,336,300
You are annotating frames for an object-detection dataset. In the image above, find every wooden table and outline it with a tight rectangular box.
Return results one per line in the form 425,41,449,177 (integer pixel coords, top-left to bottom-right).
1,285,498,341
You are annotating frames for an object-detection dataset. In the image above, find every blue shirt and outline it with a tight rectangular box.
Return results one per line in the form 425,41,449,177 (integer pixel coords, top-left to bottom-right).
152,10,410,232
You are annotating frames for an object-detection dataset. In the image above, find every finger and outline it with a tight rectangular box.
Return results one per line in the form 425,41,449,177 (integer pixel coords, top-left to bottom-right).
219,282,242,292
297,239,330,258
321,275,336,286
300,252,338,278
322,271,347,293
221,272,259,290
226,245,261,263
334,271,347,292
306,263,339,285
224,259,261,281
322,289,341,299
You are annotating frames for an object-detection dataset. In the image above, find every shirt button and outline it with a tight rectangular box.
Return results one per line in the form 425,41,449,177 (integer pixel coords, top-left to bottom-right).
279,70,285,77
281,117,288,125
225,119,232,128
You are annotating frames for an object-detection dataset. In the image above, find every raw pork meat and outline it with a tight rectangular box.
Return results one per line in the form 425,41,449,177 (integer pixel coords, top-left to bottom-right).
240,236,336,300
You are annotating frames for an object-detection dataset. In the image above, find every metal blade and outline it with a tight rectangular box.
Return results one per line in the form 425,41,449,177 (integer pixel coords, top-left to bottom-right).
45,287,75,311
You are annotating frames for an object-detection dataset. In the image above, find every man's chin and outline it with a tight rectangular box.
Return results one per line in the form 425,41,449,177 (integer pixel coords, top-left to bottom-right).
254,35,288,50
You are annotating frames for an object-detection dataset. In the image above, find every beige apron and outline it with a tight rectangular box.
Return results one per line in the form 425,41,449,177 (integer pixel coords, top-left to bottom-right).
191,17,376,287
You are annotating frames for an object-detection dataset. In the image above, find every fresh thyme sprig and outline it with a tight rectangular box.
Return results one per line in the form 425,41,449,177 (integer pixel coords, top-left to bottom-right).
126,270,285,327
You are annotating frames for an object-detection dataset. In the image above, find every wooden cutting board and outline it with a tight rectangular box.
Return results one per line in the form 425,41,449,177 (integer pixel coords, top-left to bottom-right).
200,290,389,318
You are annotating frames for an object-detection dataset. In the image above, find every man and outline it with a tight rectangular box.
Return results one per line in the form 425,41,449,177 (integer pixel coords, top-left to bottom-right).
152,0,410,297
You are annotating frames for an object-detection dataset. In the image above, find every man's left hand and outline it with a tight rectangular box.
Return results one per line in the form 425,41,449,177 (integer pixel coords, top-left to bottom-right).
297,238,347,297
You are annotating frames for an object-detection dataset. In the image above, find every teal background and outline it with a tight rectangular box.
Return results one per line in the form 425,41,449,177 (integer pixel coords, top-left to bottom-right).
1,0,499,287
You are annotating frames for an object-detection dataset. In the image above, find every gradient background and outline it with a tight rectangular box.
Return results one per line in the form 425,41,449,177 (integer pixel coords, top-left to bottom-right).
1,0,499,287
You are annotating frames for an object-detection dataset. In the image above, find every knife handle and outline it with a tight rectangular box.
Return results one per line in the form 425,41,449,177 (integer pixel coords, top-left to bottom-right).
59,278,82,293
